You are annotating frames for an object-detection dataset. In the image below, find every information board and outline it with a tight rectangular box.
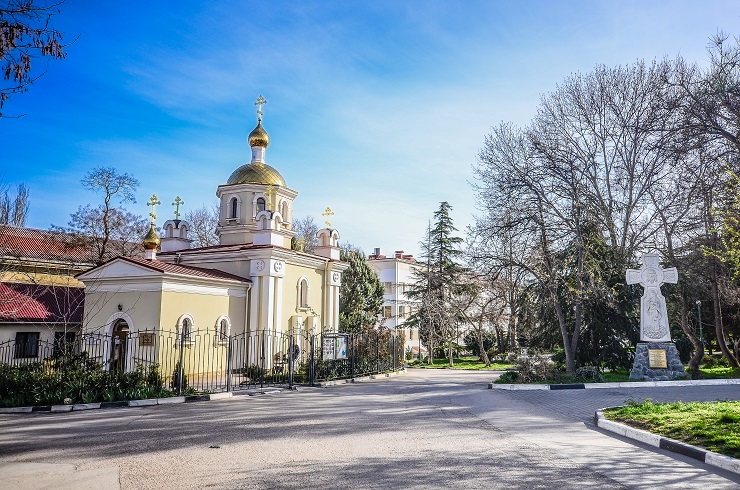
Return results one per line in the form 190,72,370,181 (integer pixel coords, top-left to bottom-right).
323,335,348,360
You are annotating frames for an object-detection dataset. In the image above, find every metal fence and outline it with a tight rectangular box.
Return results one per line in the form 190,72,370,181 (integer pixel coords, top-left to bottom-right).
0,328,404,394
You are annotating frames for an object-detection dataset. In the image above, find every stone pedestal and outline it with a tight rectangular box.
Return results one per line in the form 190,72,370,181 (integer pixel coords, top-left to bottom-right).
630,342,686,381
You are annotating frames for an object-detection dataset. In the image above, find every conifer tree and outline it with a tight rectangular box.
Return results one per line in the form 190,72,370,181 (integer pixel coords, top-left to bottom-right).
408,202,465,365
338,249,384,333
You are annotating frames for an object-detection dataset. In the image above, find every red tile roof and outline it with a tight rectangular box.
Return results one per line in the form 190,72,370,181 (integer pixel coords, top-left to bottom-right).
0,225,94,265
80,256,250,283
0,282,84,324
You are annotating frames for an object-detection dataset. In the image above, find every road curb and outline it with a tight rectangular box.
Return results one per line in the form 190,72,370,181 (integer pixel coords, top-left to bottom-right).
594,409,740,476
489,378,740,390
315,369,407,387
0,371,407,414
0,390,256,415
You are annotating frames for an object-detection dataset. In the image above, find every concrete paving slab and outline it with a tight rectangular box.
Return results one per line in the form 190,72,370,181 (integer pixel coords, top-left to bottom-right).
0,462,120,490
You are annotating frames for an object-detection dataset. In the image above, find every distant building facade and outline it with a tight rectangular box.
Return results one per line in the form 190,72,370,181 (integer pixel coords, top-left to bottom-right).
0,225,94,359
367,248,426,358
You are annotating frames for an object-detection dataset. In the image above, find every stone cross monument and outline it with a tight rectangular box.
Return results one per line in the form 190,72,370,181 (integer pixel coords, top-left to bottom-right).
626,253,685,380
625,253,678,342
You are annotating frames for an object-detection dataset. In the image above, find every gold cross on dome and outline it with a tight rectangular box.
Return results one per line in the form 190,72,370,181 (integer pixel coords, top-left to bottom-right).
147,194,161,223
172,196,184,220
254,95,267,122
322,207,334,228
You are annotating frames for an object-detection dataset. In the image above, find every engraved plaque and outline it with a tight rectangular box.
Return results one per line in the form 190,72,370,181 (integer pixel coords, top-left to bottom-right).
648,349,667,369
140,333,155,346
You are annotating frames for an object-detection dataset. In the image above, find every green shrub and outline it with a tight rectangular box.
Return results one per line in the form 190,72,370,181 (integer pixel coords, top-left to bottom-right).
674,337,693,363
170,362,189,392
514,354,557,383
575,366,604,383
497,371,519,383
242,363,265,381
550,349,566,370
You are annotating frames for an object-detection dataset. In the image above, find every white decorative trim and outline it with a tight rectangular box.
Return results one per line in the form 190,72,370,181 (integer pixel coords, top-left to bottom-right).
104,311,135,337
176,313,196,347
297,276,310,311
215,315,231,345
226,194,241,222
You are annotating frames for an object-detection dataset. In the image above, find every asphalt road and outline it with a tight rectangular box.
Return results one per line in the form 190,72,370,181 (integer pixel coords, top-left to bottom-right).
1,369,739,489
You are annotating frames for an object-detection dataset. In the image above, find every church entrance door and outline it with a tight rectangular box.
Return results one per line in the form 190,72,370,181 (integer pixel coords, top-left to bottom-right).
110,320,129,371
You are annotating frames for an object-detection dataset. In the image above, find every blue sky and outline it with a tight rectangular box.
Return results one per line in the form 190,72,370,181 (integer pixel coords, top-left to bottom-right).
2,1,738,257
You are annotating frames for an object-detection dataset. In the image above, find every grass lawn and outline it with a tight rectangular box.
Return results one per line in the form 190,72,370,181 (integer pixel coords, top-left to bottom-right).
603,400,740,459
700,366,740,379
410,357,514,370
601,370,634,382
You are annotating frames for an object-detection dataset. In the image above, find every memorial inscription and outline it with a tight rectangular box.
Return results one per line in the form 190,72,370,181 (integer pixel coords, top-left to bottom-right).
648,349,668,369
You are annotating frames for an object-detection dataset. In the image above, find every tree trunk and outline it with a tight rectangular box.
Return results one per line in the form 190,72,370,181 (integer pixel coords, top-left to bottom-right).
709,263,739,367
552,288,576,374
478,329,491,366
680,288,703,379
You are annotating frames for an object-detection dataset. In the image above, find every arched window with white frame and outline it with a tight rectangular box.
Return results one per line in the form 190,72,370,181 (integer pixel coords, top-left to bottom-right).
176,314,195,346
297,277,309,310
230,197,238,219
215,315,231,345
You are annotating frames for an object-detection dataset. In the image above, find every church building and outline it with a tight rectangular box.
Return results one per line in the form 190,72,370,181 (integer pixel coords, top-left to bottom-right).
76,97,348,374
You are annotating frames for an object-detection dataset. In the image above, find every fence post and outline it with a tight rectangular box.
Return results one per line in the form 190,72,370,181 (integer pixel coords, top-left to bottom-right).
177,329,185,395
226,334,233,392
309,334,315,387
288,334,294,390
260,331,265,389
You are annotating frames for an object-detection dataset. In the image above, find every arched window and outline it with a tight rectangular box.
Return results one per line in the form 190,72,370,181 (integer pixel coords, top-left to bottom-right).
297,277,309,310
257,197,266,212
215,315,230,345
176,314,195,346
280,200,288,220
230,197,238,219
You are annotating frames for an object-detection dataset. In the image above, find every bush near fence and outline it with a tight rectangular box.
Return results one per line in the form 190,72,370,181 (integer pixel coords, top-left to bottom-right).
0,328,405,408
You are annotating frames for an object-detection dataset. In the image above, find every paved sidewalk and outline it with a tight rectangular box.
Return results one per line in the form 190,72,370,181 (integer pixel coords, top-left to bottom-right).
1,371,738,489
463,382,740,489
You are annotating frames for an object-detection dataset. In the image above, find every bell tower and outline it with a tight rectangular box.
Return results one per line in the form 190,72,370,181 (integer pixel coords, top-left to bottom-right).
215,96,297,247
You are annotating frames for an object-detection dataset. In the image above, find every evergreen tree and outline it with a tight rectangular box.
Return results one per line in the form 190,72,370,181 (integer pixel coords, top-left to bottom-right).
339,249,384,333
407,202,465,365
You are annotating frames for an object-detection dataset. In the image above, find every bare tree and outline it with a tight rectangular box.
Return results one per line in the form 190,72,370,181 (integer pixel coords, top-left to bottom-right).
473,61,678,374
0,181,28,225
1,0,70,117
56,167,145,264
292,215,319,253
184,203,219,248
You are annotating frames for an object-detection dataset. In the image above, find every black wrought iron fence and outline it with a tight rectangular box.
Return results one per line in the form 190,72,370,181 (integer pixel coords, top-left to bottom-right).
0,328,404,398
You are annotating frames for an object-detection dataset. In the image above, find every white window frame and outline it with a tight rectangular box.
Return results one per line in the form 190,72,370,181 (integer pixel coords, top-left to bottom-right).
176,313,196,347
215,315,231,346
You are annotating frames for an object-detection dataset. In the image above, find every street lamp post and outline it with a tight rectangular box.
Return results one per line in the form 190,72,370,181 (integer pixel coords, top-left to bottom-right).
696,299,703,344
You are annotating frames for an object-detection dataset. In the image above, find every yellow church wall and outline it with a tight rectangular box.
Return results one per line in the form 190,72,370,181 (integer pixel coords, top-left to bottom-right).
282,262,326,330
158,288,246,380
82,289,163,335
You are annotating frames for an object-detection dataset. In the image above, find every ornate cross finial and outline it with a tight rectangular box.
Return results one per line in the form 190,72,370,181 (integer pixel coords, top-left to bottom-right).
255,95,267,122
147,194,162,224
172,196,184,220
322,207,334,228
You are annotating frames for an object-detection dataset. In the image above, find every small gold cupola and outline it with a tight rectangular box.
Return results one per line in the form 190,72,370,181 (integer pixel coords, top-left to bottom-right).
142,194,162,260
226,95,287,186
142,223,160,251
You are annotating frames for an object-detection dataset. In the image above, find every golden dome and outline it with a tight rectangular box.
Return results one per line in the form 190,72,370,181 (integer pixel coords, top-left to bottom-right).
142,224,161,250
248,121,270,148
227,162,286,186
